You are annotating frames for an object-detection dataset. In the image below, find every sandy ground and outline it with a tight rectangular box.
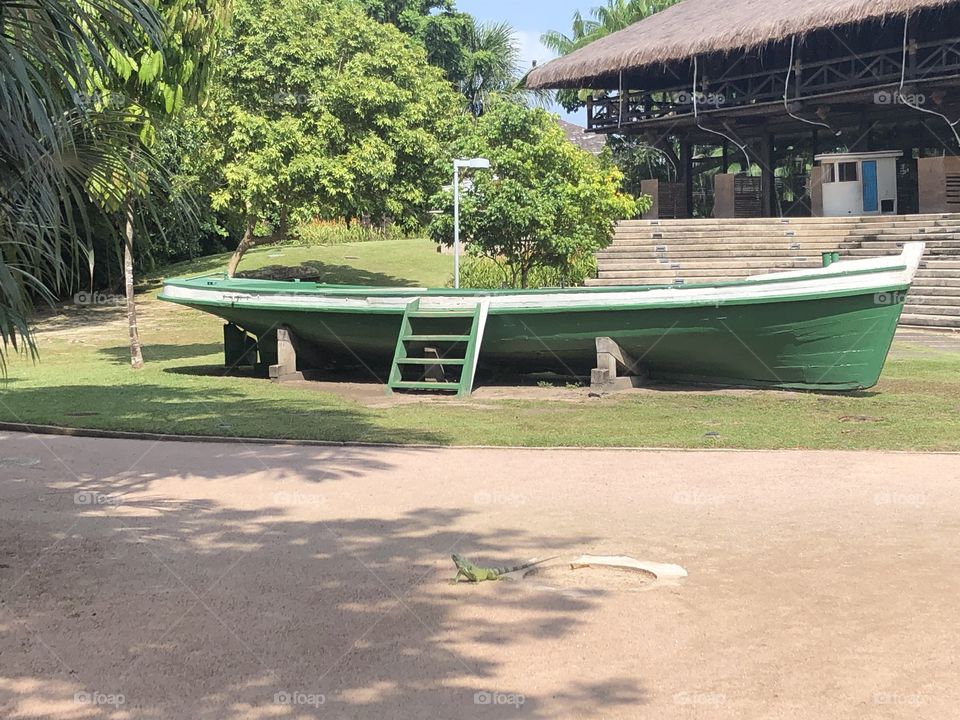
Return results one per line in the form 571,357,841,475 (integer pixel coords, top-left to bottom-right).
0,434,958,719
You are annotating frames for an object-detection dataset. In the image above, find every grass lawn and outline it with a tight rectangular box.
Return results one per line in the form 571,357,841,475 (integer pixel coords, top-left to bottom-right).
1,238,959,450
155,237,453,288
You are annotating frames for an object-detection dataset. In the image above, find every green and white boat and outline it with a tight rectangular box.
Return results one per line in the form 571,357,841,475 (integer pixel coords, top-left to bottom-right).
160,242,924,394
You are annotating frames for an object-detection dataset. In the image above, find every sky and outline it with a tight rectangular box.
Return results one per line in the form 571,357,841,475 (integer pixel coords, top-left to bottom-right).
456,0,590,125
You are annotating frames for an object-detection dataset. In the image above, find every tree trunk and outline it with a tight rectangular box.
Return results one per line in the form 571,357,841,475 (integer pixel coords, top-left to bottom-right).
226,207,288,278
124,195,144,370
226,212,257,278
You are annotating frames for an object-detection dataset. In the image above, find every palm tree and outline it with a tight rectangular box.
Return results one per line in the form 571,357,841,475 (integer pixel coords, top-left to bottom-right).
542,0,680,111
0,0,163,370
462,21,523,117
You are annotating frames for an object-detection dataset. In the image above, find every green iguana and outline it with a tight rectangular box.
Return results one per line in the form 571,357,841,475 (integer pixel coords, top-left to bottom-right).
450,553,558,583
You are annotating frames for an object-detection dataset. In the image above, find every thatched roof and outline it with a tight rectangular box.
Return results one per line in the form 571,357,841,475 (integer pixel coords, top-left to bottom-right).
526,0,958,89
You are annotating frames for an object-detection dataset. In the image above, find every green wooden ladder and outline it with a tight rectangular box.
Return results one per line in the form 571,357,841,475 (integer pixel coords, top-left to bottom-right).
387,299,489,397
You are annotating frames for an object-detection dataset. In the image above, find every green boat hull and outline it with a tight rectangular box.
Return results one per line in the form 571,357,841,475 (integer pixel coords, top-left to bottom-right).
161,245,925,392
178,289,906,391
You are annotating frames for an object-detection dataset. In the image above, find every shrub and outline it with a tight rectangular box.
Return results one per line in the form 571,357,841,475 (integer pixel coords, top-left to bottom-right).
455,253,598,289
291,220,419,246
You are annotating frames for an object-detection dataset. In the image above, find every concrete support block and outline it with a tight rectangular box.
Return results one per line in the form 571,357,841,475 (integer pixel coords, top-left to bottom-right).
917,156,960,214
640,179,660,219
713,174,735,218
422,346,445,382
269,326,304,383
590,337,648,394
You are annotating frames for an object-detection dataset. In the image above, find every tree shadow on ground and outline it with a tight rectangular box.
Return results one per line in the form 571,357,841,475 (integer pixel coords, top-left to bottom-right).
96,343,224,365
139,248,425,292
236,261,422,287
0,382,443,445
32,303,129,334
0,435,649,718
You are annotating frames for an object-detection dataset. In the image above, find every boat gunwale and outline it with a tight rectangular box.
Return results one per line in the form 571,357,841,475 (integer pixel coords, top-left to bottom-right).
159,282,913,315
161,261,910,299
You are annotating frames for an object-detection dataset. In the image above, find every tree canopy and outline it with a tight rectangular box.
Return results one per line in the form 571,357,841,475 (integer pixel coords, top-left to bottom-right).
213,0,465,275
428,100,643,288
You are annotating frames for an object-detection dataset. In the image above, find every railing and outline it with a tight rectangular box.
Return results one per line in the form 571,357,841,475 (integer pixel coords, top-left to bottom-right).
587,36,960,132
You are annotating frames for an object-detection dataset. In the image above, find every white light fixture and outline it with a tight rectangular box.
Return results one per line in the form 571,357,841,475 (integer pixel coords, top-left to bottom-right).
455,158,490,170
452,158,490,289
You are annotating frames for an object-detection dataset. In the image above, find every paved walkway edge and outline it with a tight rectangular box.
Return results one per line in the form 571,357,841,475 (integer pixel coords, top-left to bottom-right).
1,421,958,455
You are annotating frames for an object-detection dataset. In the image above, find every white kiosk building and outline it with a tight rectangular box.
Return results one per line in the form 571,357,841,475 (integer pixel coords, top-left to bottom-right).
815,151,902,217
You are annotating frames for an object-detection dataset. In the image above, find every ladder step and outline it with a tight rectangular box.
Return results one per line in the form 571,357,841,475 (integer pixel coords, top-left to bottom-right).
390,381,461,392
396,358,466,366
403,334,472,342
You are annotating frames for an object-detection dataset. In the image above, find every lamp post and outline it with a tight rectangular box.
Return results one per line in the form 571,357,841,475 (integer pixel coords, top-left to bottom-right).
453,157,490,289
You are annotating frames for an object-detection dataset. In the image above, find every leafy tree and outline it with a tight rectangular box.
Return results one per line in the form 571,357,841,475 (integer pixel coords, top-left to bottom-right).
213,0,464,276
87,0,229,368
427,100,644,289
354,1,531,118
355,0,475,90
0,0,167,369
542,0,680,112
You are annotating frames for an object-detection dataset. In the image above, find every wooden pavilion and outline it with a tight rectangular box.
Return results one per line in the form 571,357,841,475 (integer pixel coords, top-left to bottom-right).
526,0,960,218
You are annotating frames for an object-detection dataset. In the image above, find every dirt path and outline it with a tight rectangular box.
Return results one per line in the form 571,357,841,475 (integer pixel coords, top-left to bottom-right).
1,433,958,719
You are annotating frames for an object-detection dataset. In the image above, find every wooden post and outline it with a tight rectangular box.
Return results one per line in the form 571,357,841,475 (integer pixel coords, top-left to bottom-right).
758,134,775,217
269,326,304,382
809,166,825,217
590,337,648,393
680,139,694,218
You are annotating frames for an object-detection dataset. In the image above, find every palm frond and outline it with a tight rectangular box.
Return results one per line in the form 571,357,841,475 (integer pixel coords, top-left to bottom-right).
0,0,162,367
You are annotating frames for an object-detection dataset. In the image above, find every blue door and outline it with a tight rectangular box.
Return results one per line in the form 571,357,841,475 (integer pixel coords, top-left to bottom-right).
862,160,879,213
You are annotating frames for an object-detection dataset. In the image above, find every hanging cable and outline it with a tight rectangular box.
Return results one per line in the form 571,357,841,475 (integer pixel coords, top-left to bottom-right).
693,56,751,169
897,11,960,148
640,143,678,180
784,37,841,135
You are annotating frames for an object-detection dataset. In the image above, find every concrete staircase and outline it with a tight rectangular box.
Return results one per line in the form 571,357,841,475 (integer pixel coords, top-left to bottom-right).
589,214,960,329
